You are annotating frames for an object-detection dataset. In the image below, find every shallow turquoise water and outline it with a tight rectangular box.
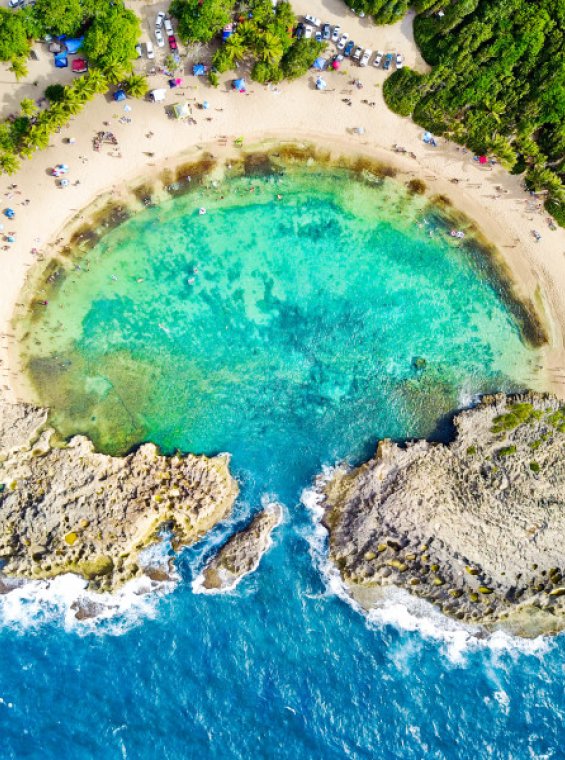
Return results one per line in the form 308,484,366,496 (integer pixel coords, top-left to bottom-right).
4,167,562,758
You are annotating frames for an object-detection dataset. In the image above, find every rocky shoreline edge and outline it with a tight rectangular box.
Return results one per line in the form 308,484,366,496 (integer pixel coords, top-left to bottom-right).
316,392,565,638
0,398,239,593
196,502,283,593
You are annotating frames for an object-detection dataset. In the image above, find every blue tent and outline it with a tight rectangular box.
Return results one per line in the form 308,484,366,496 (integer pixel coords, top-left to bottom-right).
113,89,126,102
233,78,246,91
192,64,205,76
4,208,15,219
54,52,68,68
65,36,84,54
312,57,326,70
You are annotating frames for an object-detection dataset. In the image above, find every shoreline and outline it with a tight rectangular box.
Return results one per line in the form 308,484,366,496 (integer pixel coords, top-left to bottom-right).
5,133,563,408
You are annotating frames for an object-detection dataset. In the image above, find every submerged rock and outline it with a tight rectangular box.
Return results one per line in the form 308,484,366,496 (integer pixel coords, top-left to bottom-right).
317,392,565,637
0,398,239,592
200,502,283,591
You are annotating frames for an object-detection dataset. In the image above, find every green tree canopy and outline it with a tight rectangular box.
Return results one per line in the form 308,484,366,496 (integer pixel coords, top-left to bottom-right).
170,0,233,43
33,0,84,36
83,2,140,77
0,8,30,62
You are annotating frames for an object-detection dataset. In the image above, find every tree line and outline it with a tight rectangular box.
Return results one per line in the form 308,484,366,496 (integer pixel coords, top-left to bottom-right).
170,0,325,84
0,0,147,175
381,0,565,225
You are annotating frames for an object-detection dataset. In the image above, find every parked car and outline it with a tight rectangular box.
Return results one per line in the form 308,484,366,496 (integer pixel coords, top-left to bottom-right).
331,25,341,42
344,40,355,57
8,0,24,7
146,40,154,59
396,52,404,69
353,45,363,62
155,28,165,47
360,48,372,67
155,11,165,28
315,30,322,42
322,23,331,40
304,14,321,27
135,43,142,58
294,22,305,39
372,50,383,68
168,34,177,50
383,52,393,70
164,17,173,34
337,32,349,50
304,25,313,39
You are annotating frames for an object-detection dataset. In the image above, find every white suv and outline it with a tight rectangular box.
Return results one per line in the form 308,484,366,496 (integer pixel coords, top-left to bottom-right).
304,14,321,26
164,17,173,35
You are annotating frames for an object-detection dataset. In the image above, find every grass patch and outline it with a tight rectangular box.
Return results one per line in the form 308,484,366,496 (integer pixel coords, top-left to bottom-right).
491,403,539,434
530,461,540,473
497,445,517,457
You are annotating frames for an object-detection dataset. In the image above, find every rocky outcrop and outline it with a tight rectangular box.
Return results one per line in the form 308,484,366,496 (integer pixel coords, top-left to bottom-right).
200,503,283,591
318,392,565,637
0,399,239,592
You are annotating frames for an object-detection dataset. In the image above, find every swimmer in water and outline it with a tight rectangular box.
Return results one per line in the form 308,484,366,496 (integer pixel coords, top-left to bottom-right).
199,207,206,215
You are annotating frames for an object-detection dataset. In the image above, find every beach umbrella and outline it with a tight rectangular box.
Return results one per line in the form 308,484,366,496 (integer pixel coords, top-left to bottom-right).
312,57,326,71
479,155,488,164
423,131,432,143
4,208,14,218
192,64,205,76
124,104,132,112
233,78,246,92
6,235,15,243
332,59,340,70
113,89,126,102
202,100,209,110
315,76,327,90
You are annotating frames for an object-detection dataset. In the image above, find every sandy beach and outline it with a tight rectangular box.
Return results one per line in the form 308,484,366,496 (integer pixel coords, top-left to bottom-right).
0,3,564,401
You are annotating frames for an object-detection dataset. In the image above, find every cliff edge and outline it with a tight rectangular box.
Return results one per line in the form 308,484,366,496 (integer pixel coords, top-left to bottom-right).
318,393,565,637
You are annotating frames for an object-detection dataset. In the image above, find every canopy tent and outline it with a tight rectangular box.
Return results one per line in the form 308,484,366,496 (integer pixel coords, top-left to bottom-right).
4,208,15,219
222,23,234,41
312,57,326,70
149,88,166,102
65,36,84,54
478,154,488,164
192,64,206,76
315,76,327,90
172,102,190,119
113,89,126,102
71,57,87,73
233,78,246,92
54,52,68,68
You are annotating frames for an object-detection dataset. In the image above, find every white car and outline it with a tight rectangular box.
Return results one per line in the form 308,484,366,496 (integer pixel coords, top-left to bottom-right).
337,32,349,50
135,43,142,58
360,48,372,67
353,45,363,62
304,25,313,39
155,28,165,47
155,11,165,28
331,25,341,43
146,40,154,59
396,52,404,69
8,0,23,7
304,14,321,27
373,50,383,68
164,17,173,35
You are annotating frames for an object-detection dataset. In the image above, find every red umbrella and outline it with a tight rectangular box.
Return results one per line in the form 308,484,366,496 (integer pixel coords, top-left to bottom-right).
332,60,340,70
479,155,488,164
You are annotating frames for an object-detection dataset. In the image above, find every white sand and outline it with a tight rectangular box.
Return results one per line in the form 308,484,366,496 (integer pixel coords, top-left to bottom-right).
0,4,563,401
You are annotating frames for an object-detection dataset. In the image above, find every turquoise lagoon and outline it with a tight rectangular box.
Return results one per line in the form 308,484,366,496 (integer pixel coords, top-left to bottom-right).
3,165,563,758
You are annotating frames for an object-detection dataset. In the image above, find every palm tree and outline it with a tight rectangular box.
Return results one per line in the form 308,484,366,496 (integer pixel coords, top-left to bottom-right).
0,151,20,175
10,57,28,81
19,98,37,118
84,69,109,95
103,60,127,86
225,34,246,63
125,74,148,99
256,31,283,66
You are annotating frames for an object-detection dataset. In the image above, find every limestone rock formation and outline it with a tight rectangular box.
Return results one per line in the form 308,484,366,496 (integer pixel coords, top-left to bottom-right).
318,392,565,637
200,502,283,591
0,399,239,591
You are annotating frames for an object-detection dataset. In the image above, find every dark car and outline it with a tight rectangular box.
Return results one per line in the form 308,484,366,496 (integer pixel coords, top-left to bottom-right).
294,22,305,39
383,52,393,70
344,40,355,57
322,23,331,40
168,34,177,50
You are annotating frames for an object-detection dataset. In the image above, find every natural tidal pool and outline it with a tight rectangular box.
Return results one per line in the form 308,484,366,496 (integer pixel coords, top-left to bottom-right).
4,164,563,758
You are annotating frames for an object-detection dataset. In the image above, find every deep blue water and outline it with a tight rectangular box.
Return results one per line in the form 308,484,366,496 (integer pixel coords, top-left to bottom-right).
3,169,563,758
